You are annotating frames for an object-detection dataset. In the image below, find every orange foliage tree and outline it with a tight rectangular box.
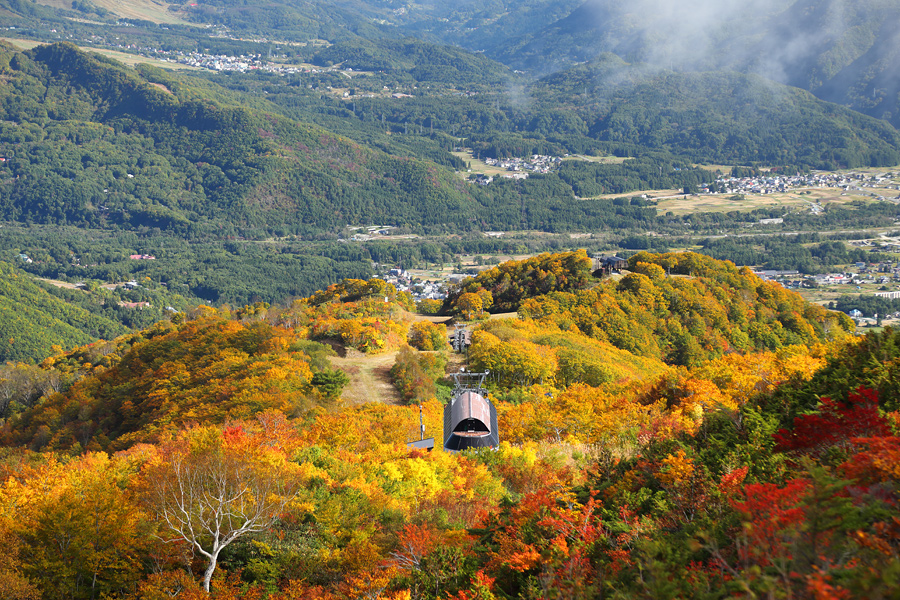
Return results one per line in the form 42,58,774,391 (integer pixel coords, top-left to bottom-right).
4,314,316,452
447,250,593,313
298,297,409,354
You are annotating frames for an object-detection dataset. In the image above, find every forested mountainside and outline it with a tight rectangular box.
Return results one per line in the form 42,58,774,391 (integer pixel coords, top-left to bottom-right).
308,37,513,87
376,0,586,52
3,277,414,451
173,0,385,42
530,59,900,168
253,43,900,168
0,261,127,362
0,252,897,599
0,42,482,235
3,250,852,451
449,250,852,365
1,41,898,248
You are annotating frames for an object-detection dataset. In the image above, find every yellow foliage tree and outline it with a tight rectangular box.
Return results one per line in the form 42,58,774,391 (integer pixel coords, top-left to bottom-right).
1,453,149,600
407,321,447,351
457,293,484,320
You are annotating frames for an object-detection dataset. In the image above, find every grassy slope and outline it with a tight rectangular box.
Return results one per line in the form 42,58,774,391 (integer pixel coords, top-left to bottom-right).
328,347,404,405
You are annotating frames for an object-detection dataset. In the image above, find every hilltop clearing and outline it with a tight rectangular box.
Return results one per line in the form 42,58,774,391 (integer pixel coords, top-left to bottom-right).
328,347,404,406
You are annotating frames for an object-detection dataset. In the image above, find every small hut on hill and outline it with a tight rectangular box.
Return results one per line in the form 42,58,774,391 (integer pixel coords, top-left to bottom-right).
598,255,627,275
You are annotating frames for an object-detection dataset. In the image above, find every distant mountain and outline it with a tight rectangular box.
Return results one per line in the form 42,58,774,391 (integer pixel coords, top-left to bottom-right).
530,57,900,168
324,0,900,130
0,43,479,233
482,0,900,128
319,0,900,130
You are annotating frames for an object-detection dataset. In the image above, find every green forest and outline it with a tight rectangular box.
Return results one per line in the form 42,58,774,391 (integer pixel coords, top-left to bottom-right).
0,261,126,362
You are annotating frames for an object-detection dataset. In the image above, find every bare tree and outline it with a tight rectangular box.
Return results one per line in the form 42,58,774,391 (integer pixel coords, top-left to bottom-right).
0,370,16,417
0,363,47,417
138,426,302,592
37,369,65,397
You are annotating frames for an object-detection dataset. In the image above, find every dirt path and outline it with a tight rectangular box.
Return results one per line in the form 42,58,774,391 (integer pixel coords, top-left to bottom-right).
329,348,404,405
35,277,81,290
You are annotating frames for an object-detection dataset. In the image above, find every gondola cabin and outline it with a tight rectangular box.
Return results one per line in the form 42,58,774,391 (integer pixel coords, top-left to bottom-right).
443,371,499,452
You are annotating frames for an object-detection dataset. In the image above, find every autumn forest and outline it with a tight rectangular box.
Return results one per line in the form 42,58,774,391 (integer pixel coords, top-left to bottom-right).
3,0,900,595
0,250,896,599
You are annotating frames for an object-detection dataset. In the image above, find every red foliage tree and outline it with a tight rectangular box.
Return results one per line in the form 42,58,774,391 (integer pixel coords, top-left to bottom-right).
774,387,890,457
730,479,811,583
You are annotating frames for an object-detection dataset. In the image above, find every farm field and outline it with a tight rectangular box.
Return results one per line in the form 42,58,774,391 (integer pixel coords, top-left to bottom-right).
564,154,628,164
0,37,44,50
451,150,510,177
32,0,189,24
454,151,629,179
88,47,201,70
657,187,894,215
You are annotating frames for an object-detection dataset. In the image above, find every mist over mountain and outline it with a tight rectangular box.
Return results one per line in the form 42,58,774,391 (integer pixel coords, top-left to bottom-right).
480,0,900,126
742,0,900,125
328,0,900,127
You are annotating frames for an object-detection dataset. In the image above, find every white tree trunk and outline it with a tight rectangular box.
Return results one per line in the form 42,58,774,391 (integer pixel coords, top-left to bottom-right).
202,550,219,593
